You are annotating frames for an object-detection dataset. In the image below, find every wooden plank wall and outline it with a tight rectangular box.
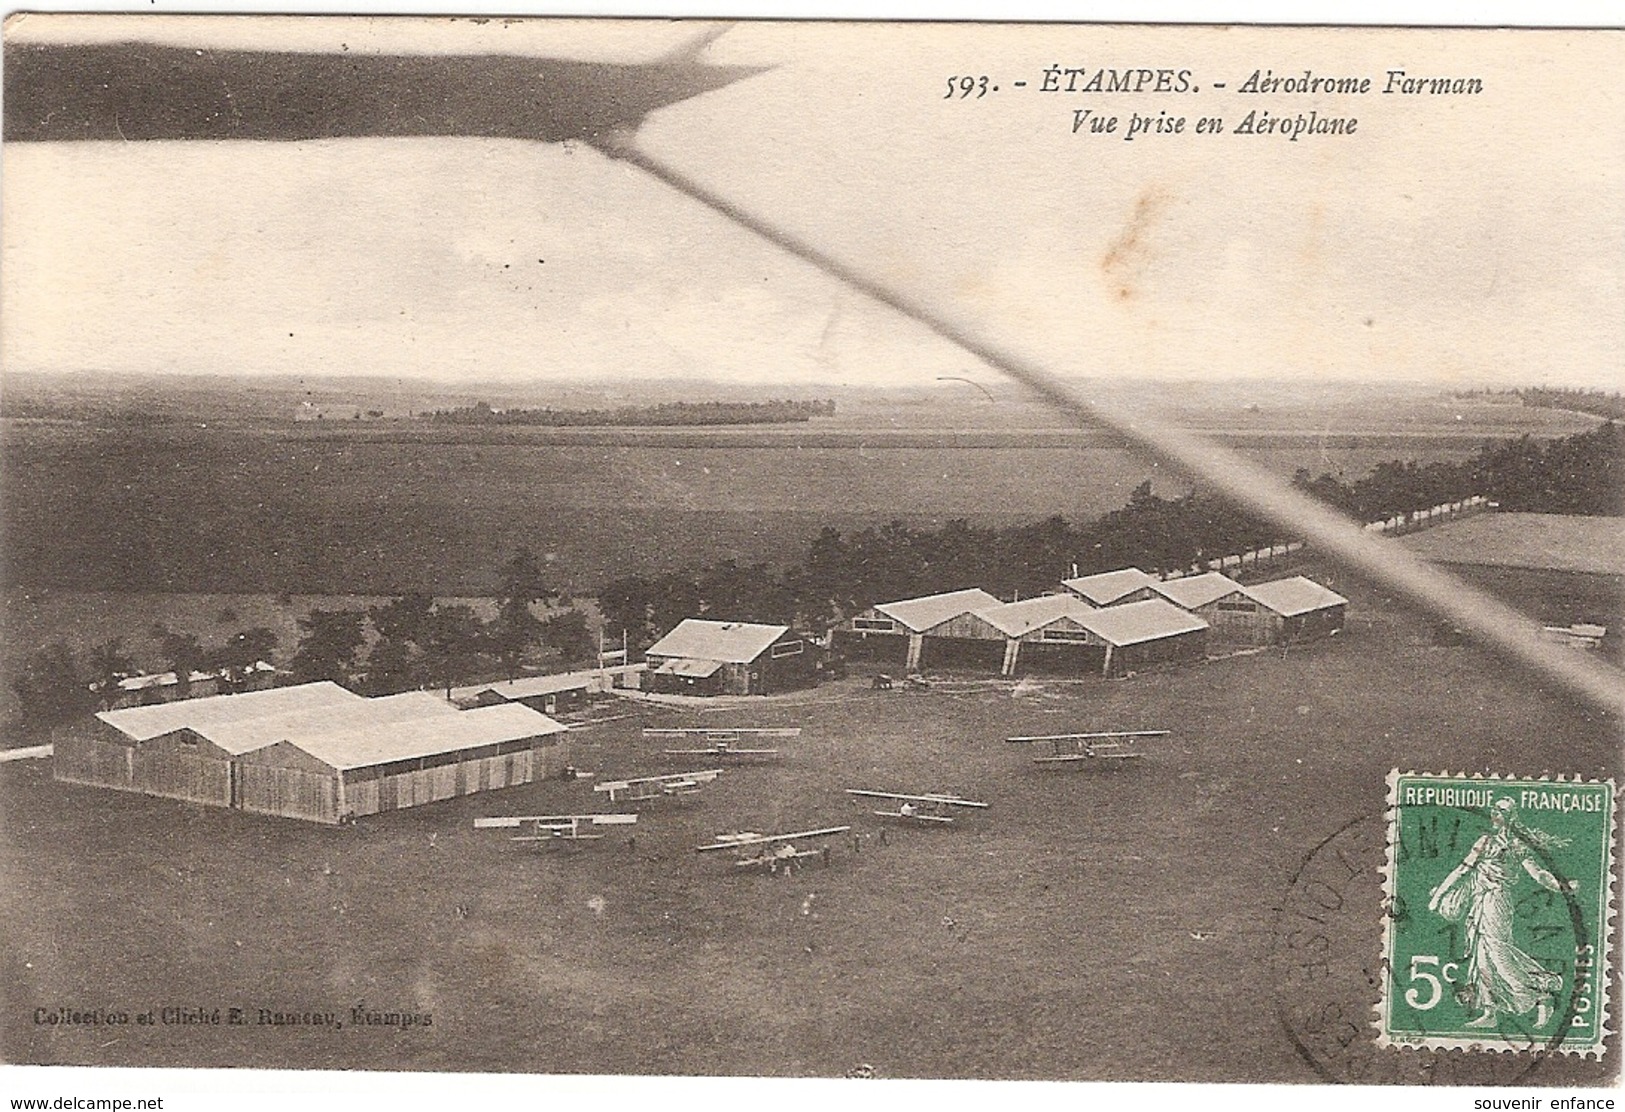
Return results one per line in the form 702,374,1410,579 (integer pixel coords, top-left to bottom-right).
345,749,542,819
132,747,231,806
53,734,135,790
54,735,230,806
239,764,339,824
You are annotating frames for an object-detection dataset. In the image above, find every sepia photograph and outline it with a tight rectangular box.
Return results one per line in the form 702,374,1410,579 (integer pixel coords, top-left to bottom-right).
1,6,1620,1104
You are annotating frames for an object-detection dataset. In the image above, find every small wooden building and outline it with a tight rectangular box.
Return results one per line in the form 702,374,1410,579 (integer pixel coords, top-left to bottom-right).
449,664,646,715
1148,572,1263,642
643,620,819,696
104,661,278,709
1242,577,1349,644
1076,599,1211,677
1060,567,1161,607
55,681,569,824
832,588,1003,670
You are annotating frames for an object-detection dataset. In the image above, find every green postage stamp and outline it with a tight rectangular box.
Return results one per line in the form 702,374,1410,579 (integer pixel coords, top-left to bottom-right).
1380,772,1616,1055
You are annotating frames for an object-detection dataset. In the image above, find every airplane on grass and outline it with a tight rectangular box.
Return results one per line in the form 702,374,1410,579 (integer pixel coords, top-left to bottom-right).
474,813,638,845
1005,730,1171,765
645,727,799,758
593,769,724,803
696,826,851,873
844,789,990,824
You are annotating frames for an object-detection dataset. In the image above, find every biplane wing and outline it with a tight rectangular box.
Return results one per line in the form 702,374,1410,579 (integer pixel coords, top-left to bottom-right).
646,727,797,756
4,35,766,145
643,728,801,739
474,813,638,843
474,814,639,829
844,789,989,823
695,826,850,853
593,769,724,802
1006,730,1169,765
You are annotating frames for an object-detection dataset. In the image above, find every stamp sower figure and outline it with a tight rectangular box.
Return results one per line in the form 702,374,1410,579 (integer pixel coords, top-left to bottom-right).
1427,798,1574,1029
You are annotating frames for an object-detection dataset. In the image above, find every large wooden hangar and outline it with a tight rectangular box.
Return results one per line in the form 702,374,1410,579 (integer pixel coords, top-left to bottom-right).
54,681,569,824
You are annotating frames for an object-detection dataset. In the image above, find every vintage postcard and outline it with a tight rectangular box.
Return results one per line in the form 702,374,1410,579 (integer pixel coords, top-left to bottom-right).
1,10,1621,1102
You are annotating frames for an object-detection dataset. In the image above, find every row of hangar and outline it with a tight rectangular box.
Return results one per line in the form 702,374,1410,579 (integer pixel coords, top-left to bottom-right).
50,568,1346,822
834,568,1349,677
633,567,1349,696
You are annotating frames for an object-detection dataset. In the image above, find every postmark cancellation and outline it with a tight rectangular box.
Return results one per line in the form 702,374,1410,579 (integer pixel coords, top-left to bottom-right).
1379,771,1616,1056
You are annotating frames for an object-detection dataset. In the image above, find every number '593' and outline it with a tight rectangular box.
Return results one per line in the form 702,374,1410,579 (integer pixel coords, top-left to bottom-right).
945,76,991,98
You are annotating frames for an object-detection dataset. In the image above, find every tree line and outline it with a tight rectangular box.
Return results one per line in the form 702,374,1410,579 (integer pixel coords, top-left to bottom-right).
1293,421,1620,520
425,398,837,426
11,548,596,735
13,423,1615,734
11,623,282,734
596,486,1288,646
601,422,1621,645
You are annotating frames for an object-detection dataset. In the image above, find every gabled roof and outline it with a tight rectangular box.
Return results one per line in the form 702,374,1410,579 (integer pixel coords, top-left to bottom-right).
197,690,456,756
874,588,1003,633
1149,572,1249,610
1245,577,1349,618
646,619,791,664
975,594,1097,638
97,681,362,744
292,704,566,772
95,679,568,772
1061,567,1160,606
1078,599,1210,646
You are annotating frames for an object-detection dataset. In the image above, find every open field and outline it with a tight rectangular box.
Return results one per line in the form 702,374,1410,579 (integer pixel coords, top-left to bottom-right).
2,584,1617,1083
1,392,1596,597
1400,514,1625,578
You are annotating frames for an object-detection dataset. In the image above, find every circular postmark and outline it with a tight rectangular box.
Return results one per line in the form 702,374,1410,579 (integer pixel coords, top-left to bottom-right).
1269,809,1591,1085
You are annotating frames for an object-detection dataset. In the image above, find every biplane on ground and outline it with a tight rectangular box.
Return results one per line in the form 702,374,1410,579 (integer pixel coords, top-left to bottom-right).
695,826,851,873
473,813,638,846
644,727,799,758
844,789,990,824
593,769,724,804
1005,730,1170,766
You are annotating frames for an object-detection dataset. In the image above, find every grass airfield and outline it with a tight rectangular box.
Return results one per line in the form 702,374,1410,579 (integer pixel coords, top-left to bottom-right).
3,588,1617,1084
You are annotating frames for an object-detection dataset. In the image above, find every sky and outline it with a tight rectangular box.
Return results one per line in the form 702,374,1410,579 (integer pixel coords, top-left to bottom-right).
3,15,1622,390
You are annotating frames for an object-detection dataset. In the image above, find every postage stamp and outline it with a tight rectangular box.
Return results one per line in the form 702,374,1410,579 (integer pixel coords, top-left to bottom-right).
1379,772,1616,1055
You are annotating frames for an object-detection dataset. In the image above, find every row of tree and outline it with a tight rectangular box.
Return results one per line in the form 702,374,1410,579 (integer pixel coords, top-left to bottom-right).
12,623,281,732
596,483,1285,646
425,398,837,426
1293,422,1620,521
11,549,597,734
285,549,595,692
601,423,1621,646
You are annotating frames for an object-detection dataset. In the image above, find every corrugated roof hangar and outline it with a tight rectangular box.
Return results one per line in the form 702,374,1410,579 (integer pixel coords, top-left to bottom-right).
56,682,569,824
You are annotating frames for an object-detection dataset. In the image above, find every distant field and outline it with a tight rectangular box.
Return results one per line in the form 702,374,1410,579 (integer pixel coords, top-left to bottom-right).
2,395,1591,598
1399,513,1625,577
2,583,1616,1082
